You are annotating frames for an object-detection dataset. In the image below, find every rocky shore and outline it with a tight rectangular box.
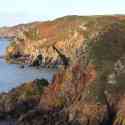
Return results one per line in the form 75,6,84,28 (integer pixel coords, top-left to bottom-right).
0,79,49,124
1,15,125,125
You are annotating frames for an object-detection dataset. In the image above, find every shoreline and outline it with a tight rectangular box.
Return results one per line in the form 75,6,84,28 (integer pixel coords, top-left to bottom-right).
0,78,50,124
0,16,125,125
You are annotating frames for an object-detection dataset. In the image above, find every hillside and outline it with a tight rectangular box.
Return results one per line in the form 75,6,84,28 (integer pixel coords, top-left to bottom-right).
5,15,125,68
0,22,40,39
1,15,125,125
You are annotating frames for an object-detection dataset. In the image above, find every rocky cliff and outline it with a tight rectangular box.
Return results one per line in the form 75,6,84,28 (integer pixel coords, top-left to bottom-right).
0,22,41,39
6,15,125,68
1,15,125,125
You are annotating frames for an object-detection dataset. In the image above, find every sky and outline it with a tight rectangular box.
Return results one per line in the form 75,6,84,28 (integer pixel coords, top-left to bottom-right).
0,0,125,27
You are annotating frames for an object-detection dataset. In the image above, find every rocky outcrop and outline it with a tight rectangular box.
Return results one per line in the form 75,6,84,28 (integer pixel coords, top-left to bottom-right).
2,15,125,125
17,109,72,125
18,21,125,125
0,79,49,120
6,15,125,68
0,22,40,39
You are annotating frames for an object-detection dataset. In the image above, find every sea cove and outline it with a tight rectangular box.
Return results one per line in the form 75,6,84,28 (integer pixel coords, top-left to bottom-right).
0,15,125,125
0,39,56,92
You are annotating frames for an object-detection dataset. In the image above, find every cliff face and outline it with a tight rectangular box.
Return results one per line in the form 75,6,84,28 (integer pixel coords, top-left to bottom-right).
2,15,125,125
6,15,125,67
38,21,125,125
7,18,125,125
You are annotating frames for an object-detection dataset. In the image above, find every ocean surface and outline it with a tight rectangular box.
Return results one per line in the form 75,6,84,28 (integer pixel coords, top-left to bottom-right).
0,38,56,92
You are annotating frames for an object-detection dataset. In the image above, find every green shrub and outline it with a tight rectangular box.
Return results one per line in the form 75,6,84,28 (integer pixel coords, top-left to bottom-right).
36,79,49,95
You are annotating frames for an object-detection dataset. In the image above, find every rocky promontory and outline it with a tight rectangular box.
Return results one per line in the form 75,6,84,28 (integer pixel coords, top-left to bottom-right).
4,15,125,68
0,79,49,120
1,15,125,125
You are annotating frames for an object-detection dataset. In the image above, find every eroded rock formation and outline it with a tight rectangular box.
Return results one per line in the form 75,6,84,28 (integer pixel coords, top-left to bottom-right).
1,16,125,125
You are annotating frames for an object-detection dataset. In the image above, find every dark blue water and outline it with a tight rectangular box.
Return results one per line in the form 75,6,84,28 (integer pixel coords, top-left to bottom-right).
0,39,56,92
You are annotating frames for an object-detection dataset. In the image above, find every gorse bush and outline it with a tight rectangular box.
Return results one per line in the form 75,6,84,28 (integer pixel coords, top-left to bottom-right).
36,79,49,95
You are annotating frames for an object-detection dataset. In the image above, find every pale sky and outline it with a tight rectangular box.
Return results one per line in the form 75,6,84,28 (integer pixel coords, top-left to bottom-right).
0,0,125,27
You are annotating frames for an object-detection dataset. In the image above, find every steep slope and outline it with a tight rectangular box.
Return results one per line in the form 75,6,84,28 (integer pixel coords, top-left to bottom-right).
1,15,125,125
6,15,125,67
38,21,125,125
0,22,40,39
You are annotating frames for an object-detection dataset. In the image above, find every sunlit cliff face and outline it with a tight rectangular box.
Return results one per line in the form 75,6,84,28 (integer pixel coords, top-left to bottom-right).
38,19,125,125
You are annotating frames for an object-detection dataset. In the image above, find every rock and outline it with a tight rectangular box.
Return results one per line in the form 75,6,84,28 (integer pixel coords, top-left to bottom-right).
20,65,24,68
39,22,125,125
31,54,43,67
3,16,125,125
16,108,72,125
0,79,49,119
